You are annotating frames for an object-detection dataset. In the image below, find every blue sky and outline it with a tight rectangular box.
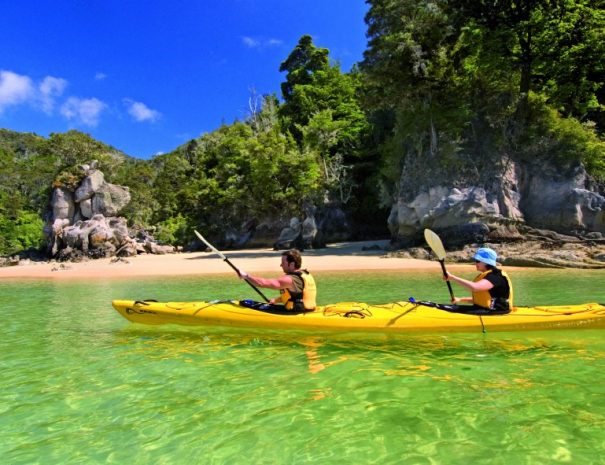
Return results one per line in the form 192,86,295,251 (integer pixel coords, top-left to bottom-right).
0,1,369,159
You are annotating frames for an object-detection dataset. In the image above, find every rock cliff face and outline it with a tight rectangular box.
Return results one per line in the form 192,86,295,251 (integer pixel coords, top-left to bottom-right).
389,159,605,245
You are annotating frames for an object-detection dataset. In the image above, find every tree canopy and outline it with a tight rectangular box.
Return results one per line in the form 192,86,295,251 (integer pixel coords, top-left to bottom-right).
360,0,605,201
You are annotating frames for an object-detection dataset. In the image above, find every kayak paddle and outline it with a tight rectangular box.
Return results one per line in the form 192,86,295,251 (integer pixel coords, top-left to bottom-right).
194,230,269,302
424,228,455,302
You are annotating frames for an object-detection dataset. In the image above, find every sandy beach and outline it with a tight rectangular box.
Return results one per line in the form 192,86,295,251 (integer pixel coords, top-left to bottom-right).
0,240,449,280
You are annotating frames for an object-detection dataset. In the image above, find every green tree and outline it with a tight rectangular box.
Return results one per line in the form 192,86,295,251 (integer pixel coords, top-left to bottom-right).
362,0,473,199
449,0,605,128
0,193,44,255
188,118,321,232
280,35,330,102
141,99,323,245
45,130,126,170
150,153,194,223
112,158,159,226
279,35,330,142
361,0,605,193
280,36,371,206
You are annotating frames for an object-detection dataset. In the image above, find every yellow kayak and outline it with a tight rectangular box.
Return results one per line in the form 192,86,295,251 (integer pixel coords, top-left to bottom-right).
111,299,605,333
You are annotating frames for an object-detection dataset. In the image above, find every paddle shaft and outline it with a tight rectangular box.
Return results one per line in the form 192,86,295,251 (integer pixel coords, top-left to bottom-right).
223,256,270,302
194,230,270,302
439,259,455,301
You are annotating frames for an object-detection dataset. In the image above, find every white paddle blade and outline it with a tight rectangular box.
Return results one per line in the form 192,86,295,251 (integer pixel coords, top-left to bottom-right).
194,230,226,260
424,228,446,261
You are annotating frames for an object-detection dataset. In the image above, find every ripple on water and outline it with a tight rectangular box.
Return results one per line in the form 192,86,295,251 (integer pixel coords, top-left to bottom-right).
1,276,605,464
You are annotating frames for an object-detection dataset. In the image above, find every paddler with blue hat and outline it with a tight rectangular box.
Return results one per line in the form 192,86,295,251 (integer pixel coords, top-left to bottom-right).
443,247,513,314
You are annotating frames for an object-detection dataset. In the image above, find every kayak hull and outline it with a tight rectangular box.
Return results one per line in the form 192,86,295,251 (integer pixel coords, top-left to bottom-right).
111,300,605,333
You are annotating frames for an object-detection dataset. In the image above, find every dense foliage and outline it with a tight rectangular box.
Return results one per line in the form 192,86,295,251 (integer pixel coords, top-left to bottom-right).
149,110,322,243
361,0,605,201
1,1,604,255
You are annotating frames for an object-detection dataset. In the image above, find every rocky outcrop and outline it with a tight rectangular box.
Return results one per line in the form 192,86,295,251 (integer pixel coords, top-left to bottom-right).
515,162,605,233
219,203,349,251
49,163,130,225
45,162,175,260
388,238,605,269
389,160,605,245
53,215,137,260
271,204,350,250
274,217,305,250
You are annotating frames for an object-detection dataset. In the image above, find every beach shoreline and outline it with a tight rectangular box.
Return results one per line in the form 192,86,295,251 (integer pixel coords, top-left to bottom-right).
0,240,451,280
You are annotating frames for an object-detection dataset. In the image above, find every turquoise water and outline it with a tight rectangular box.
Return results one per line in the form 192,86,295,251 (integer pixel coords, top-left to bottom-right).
2,270,605,465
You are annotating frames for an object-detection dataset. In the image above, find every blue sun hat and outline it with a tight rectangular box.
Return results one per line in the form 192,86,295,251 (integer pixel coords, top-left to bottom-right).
473,247,498,266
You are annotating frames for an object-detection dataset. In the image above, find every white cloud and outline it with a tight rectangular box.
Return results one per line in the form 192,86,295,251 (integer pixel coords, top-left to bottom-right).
0,70,69,115
0,69,162,130
123,98,161,122
38,76,68,114
241,36,283,49
60,97,106,127
242,36,260,48
0,70,34,112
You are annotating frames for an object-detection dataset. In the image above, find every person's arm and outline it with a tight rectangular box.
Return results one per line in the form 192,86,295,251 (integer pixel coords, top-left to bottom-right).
239,272,294,305
444,272,493,304
239,271,294,291
444,272,494,292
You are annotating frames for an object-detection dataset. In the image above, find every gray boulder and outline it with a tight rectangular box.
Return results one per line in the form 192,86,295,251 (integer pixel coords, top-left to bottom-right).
301,216,318,248
143,241,175,255
57,215,132,259
274,217,302,250
91,183,131,217
52,187,75,221
74,170,105,202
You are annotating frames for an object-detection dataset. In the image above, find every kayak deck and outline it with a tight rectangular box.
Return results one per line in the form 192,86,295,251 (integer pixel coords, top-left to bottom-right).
111,300,605,333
